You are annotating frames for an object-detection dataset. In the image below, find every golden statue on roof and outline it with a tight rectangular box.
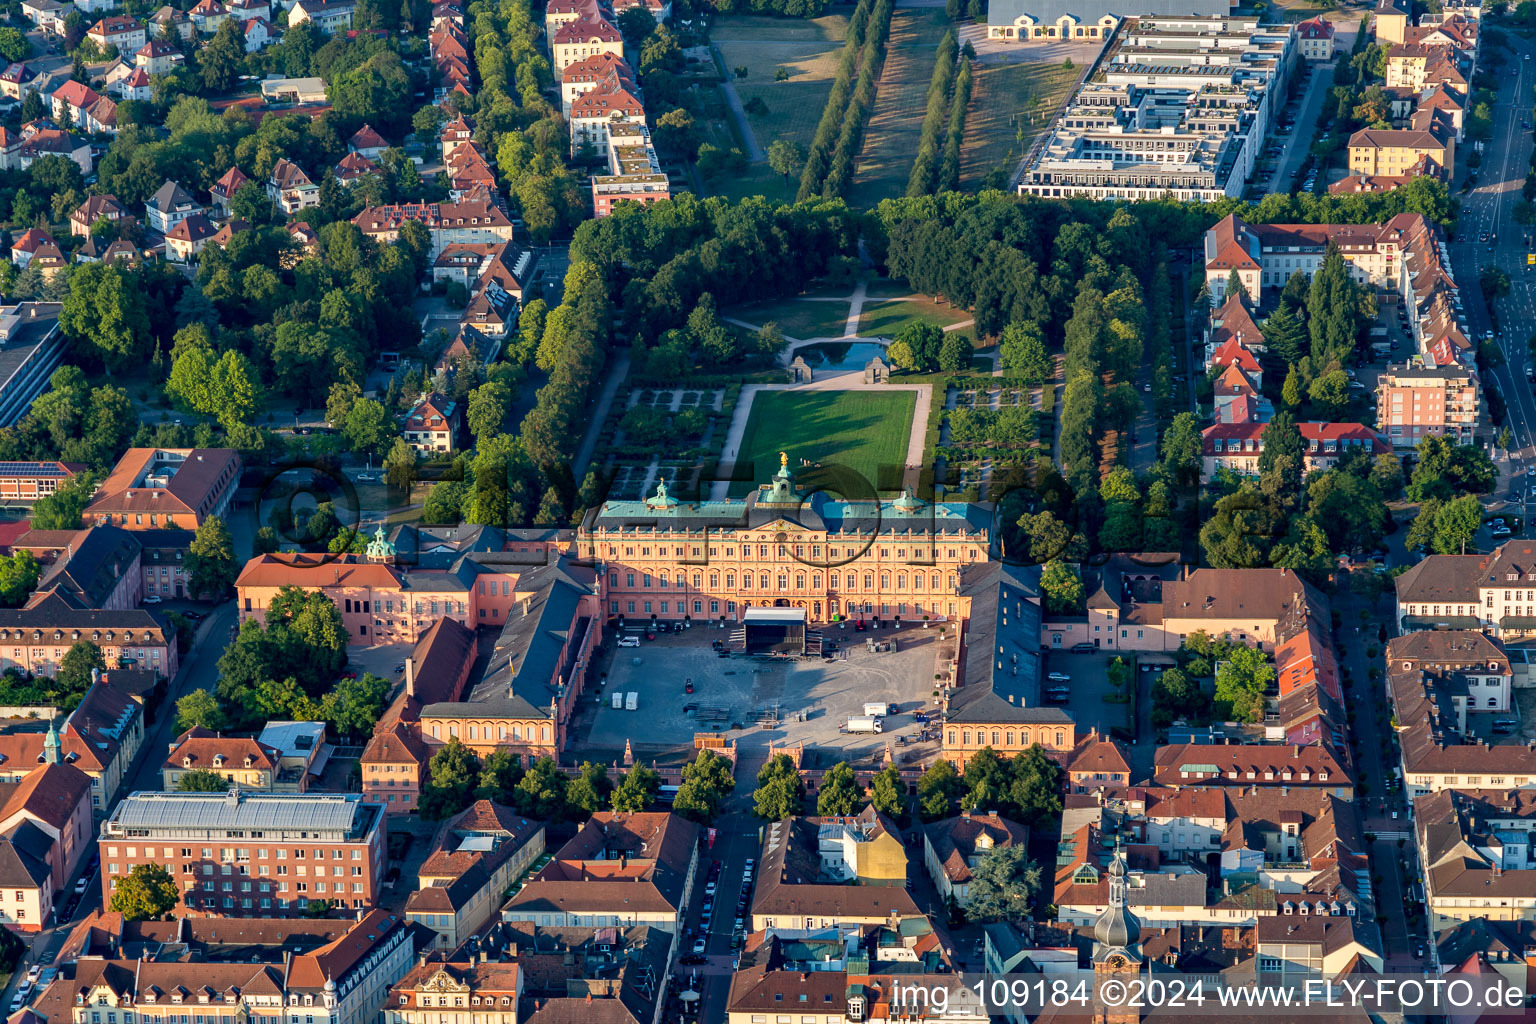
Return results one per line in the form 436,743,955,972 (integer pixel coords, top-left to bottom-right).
779,450,788,469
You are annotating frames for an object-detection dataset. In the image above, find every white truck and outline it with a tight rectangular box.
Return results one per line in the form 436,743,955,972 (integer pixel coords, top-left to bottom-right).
846,715,883,734
611,691,623,710
626,691,639,711
863,702,892,717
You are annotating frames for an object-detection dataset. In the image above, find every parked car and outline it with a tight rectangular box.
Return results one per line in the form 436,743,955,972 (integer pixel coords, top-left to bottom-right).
74,876,89,895
692,939,707,955
1071,642,1097,653
1046,672,1071,683
617,636,639,648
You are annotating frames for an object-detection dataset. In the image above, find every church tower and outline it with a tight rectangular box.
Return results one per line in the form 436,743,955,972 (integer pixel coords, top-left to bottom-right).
1091,843,1142,1024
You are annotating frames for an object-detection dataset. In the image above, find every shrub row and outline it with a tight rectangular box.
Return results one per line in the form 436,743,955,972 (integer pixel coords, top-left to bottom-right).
904,30,957,197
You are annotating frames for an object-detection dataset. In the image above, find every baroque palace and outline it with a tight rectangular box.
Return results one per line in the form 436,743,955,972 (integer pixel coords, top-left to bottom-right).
578,455,991,625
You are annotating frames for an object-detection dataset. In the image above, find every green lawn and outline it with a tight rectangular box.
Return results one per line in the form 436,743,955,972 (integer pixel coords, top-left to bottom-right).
730,390,916,497
862,278,916,299
856,297,971,338
709,13,851,203
851,8,953,203
960,60,1079,189
727,298,851,340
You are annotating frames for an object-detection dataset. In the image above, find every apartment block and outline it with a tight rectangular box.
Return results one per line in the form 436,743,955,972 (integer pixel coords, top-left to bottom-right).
99,790,387,916
1375,361,1479,446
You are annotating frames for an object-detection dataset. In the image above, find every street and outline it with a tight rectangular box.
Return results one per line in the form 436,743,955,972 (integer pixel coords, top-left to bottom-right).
1449,43,1536,493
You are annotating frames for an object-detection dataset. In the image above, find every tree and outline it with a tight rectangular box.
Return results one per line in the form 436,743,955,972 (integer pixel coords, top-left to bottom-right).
1213,643,1273,723
1429,494,1484,554
343,398,392,458
1039,560,1084,615
1005,745,1064,829
753,753,805,820
0,28,30,63
1151,666,1203,728
474,749,523,804
418,738,480,820
673,748,735,823
653,108,702,159
0,550,38,608
887,320,943,371
175,689,225,731
937,333,974,372
767,140,806,182
466,381,511,440
610,766,660,813
816,761,864,816
385,438,418,491
566,761,612,813
1225,269,1249,302
200,19,246,92
55,640,102,707
109,863,180,921
320,673,390,738
1408,435,1496,501
185,516,237,598
1307,369,1350,418
917,758,962,821
999,321,1052,383
1159,412,1202,487
176,768,231,792
514,756,568,819
868,763,906,821
962,844,1041,923
59,263,149,371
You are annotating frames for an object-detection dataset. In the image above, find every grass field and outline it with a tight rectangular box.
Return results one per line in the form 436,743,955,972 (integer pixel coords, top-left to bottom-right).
727,298,851,339
729,390,917,497
856,297,971,338
710,13,850,202
959,61,1079,190
851,8,953,204
862,277,915,299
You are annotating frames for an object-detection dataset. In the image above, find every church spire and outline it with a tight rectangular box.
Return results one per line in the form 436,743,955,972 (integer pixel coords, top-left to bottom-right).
43,716,60,765
1092,841,1141,961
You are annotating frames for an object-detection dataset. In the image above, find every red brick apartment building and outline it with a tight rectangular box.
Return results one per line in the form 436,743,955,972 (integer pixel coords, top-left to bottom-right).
99,790,387,915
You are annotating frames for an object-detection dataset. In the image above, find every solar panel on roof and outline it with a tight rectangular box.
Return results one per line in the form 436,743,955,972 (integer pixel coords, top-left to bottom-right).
0,462,69,476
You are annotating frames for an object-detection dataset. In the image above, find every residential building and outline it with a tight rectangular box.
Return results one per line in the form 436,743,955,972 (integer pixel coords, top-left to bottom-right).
288,0,355,30
84,447,241,530
1393,539,1536,641
921,811,1029,908
12,525,146,611
502,811,698,933
209,165,250,215
384,959,525,1024
0,757,92,930
0,592,178,679
255,721,329,790
568,84,644,155
335,151,380,183
1375,0,1410,44
402,393,460,455
165,212,217,262
0,461,81,503
748,813,924,931
99,790,388,915
1346,123,1452,182
1417,788,1536,930
1375,360,1479,446
137,528,196,600
0,63,37,100
559,51,635,114
189,0,228,31
144,180,202,235
0,302,67,427
550,15,622,73
495,924,672,1024
135,38,185,74
1296,16,1335,58
352,200,515,260
1066,731,1133,793
1152,743,1355,800
403,800,545,949
20,0,64,34
86,15,146,52
1204,214,1472,371
1200,421,1389,480
1017,18,1293,201
1253,916,1385,981
348,123,386,159
57,908,426,1024
268,157,320,215
69,194,129,239
162,726,282,791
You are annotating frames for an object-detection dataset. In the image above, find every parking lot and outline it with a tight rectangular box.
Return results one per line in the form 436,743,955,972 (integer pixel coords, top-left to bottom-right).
576,623,950,762
1041,647,1170,743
